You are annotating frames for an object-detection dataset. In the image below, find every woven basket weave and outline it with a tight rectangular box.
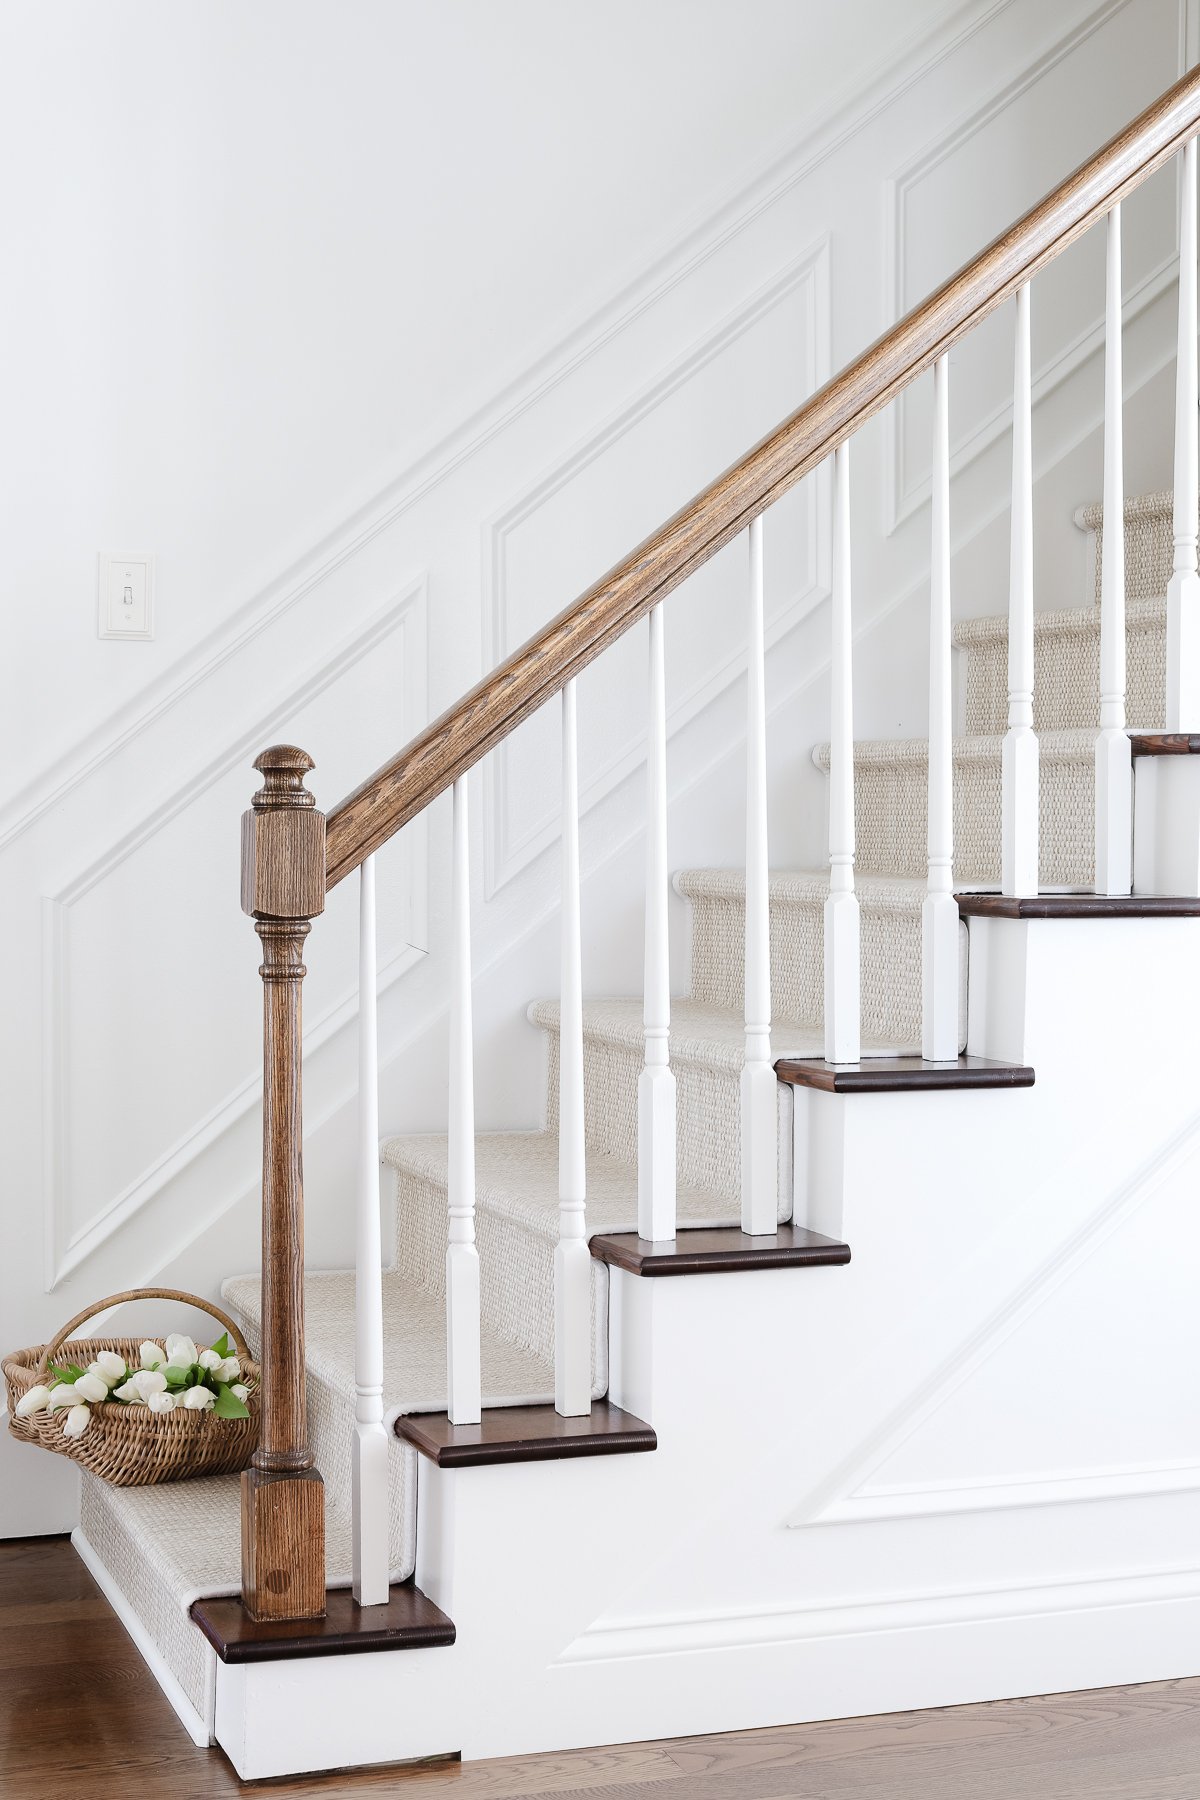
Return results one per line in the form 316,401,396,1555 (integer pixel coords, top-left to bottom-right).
3,1287,259,1487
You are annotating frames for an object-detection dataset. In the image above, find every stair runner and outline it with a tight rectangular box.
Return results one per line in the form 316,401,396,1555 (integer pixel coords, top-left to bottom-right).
78,490,1171,1721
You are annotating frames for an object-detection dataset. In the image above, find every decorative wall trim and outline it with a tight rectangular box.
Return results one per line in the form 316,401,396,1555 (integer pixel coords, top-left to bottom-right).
883,0,1185,532
823,1458,1200,1523
559,1559,1200,1663
787,1105,1200,1529
41,578,429,1291
0,0,1004,856
481,239,831,899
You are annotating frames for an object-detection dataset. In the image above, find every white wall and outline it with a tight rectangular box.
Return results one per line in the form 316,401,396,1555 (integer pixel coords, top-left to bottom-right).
0,0,1193,1536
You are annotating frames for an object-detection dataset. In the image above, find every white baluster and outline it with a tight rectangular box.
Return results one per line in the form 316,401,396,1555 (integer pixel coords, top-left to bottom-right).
1096,206,1132,896
638,603,676,1243
923,354,958,1060
1002,282,1039,896
556,679,591,1415
447,775,482,1425
352,854,389,1607
1167,136,1200,731
742,515,777,1236
825,442,861,1064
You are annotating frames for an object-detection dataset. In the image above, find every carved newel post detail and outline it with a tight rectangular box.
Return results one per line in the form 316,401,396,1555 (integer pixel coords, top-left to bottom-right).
240,746,327,1622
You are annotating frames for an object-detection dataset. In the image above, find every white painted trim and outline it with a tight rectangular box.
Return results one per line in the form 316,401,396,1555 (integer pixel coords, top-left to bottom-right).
0,0,996,855
825,1458,1200,1522
558,1560,1200,1664
41,580,428,1290
480,240,830,898
72,1525,214,1747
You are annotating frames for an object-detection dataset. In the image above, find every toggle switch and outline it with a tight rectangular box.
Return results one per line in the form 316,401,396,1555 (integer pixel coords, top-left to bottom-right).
98,553,155,640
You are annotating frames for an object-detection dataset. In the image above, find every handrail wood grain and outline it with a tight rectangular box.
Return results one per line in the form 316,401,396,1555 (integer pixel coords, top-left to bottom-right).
324,63,1200,889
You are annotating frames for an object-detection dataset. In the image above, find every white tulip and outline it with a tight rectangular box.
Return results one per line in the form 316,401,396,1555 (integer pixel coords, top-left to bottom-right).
139,1342,166,1371
15,1384,51,1418
113,1378,146,1405
216,1357,241,1383
229,1383,250,1403
46,1384,80,1412
73,1372,109,1405
91,1351,127,1386
165,1334,198,1366
62,1404,91,1439
131,1369,167,1401
182,1385,216,1411
197,1348,223,1373
146,1391,177,1415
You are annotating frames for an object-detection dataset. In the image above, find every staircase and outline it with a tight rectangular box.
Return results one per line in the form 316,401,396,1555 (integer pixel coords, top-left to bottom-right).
64,73,1200,1782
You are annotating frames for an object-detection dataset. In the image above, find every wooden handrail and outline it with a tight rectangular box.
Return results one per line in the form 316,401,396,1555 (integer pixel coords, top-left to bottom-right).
324,64,1200,890
326,68,1200,887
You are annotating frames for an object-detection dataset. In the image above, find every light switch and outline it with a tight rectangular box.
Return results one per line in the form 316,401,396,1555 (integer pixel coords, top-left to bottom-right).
98,553,155,640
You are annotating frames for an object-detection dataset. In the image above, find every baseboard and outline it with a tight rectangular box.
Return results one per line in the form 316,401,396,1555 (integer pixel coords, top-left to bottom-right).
71,1525,214,1748
210,1577,1200,1777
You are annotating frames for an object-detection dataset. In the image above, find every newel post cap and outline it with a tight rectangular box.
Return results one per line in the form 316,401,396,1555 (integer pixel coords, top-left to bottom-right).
241,745,326,920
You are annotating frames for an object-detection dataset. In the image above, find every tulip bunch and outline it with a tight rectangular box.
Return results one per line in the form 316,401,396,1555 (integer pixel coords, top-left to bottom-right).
15,1331,252,1440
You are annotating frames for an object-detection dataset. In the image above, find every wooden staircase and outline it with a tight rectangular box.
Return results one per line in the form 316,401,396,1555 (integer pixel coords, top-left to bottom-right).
64,63,1200,1781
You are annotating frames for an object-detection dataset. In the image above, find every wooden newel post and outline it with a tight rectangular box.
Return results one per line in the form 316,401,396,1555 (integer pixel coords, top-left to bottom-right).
239,745,327,1622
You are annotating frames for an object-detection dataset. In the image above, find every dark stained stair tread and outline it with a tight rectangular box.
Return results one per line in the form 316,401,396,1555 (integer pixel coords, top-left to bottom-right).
396,1399,656,1466
590,1222,851,1276
1130,732,1200,755
955,891,1200,918
190,1580,455,1662
776,1054,1034,1092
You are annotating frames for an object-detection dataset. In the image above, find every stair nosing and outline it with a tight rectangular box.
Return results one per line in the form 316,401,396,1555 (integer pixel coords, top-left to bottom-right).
590,1222,851,1277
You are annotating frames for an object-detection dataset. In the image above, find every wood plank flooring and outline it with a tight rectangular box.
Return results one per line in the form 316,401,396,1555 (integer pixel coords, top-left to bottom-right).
4,1536,1199,1798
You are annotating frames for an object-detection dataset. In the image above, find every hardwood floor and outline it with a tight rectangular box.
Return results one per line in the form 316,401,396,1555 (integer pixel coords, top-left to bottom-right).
4,1537,1200,1797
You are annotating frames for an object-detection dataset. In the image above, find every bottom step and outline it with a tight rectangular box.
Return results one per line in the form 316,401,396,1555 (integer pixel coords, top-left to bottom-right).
192,1579,455,1662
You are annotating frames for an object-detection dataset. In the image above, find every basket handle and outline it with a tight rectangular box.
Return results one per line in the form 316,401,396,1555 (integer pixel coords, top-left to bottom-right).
34,1287,253,1380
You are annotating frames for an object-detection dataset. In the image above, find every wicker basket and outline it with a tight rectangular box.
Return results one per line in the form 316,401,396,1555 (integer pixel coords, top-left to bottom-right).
3,1287,259,1487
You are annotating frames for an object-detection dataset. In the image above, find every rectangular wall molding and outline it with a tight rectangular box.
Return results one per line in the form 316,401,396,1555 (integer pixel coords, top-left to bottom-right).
40,579,429,1291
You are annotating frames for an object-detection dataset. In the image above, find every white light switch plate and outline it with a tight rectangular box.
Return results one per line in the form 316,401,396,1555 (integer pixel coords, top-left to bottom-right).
98,552,155,640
